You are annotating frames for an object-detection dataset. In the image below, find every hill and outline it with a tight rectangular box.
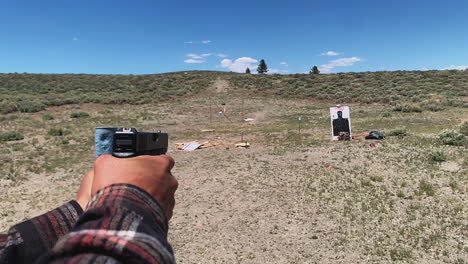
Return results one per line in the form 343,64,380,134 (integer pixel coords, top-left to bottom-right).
1,70,467,114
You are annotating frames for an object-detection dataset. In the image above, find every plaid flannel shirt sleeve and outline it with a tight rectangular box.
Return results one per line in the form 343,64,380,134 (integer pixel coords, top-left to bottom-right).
37,184,176,264
0,200,83,264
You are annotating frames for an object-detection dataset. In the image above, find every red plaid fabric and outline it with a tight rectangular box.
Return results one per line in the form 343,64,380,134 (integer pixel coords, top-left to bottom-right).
0,184,175,264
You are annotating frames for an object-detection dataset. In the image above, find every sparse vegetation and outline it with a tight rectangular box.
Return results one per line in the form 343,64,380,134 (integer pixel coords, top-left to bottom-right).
392,104,423,113
47,128,69,136
418,180,436,196
0,131,24,142
42,114,54,121
1,70,467,114
381,111,391,117
70,112,90,118
389,247,413,261
0,74,467,263
385,128,408,137
430,151,447,162
459,121,468,136
437,130,466,146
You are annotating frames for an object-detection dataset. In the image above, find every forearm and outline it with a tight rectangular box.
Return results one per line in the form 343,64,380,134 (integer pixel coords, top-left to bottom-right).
38,184,175,264
0,201,82,264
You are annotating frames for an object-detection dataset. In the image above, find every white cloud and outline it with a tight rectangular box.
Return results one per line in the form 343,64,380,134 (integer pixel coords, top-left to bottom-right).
280,62,288,67
220,57,258,72
187,53,203,59
185,40,211,44
201,53,213,57
442,65,468,70
320,51,340,56
184,59,205,64
320,57,362,73
217,54,228,58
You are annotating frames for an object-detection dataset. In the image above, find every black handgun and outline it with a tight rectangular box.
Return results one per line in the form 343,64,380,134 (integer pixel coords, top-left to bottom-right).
112,128,168,158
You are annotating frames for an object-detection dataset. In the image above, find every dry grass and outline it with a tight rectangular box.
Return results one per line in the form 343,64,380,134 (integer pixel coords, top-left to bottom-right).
0,92,467,263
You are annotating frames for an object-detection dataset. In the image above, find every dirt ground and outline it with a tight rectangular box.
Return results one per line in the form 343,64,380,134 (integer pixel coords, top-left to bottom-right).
0,96,467,263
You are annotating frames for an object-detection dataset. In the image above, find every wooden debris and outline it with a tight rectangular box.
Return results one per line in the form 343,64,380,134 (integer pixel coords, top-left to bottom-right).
175,141,221,150
235,142,250,148
199,141,220,149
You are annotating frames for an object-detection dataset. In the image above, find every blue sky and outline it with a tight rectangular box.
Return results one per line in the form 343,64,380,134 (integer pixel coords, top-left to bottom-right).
1,0,467,74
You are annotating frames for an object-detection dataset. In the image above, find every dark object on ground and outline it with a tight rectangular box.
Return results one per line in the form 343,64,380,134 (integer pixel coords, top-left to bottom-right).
338,132,351,141
366,131,385,140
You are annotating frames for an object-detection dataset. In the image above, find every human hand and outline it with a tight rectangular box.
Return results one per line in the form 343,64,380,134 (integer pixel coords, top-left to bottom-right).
92,155,178,220
76,170,94,210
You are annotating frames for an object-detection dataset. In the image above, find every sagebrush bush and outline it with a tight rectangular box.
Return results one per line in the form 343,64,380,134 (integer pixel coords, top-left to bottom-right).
437,130,466,146
42,114,54,121
70,112,90,118
381,111,392,117
385,129,408,137
392,104,423,113
459,121,468,136
0,131,24,142
430,151,447,162
0,101,17,114
422,104,444,112
418,180,435,196
48,128,69,136
1,70,468,114
0,115,18,121
16,101,46,113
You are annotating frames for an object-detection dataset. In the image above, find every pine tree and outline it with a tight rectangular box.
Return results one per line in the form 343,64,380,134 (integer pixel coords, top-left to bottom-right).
257,59,268,74
310,66,320,74
245,67,251,74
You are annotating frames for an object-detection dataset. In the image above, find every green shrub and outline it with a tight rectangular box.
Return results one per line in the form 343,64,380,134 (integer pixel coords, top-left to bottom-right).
392,104,423,113
16,101,46,113
0,131,24,142
418,180,435,196
42,114,54,121
430,151,447,162
48,128,69,136
70,112,90,118
437,130,466,146
0,102,17,114
390,248,413,261
1,70,468,113
403,105,422,113
0,115,18,121
459,121,468,136
381,111,392,117
423,104,444,112
370,175,383,182
397,190,405,198
385,129,408,137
